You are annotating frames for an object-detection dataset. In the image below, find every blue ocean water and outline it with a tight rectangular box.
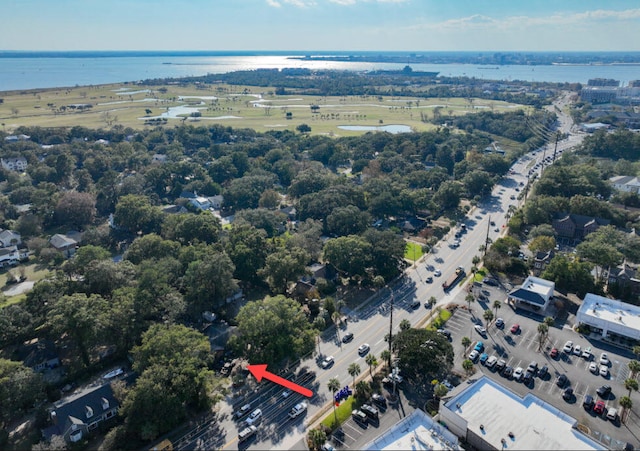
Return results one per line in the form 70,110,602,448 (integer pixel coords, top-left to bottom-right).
1,51,640,92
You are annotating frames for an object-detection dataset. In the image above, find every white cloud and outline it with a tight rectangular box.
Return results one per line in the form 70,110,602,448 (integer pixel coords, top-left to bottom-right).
266,0,281,6
266,0,316,6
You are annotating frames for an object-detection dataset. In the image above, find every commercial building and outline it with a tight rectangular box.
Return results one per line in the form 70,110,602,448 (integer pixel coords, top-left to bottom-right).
576,293,640,344
507,276,555,311
363,409,461,451
439,376,605,450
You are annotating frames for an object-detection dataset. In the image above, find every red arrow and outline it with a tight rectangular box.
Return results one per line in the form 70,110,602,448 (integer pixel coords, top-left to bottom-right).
247,364,313,398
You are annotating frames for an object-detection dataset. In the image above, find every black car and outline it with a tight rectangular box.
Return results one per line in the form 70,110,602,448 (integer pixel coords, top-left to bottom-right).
523,371,534,385
426,276,433,284
483,277,498,286
342,332,354,343
495,359,506,372
556,374,568,387
563,387,574,401
538,365,548,378
361,403,379,419
502,366,513,378
372,393,387,407
597,385,612,398
437,329,452,339
583,394,595,410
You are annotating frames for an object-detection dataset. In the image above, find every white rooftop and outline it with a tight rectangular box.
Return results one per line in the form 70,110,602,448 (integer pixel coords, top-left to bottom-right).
520,276,554,298
577,293,640,339
363,409,461,451
442,376,604,450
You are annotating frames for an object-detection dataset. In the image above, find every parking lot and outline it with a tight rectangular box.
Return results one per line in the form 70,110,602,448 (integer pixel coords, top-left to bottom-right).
442,285,640,449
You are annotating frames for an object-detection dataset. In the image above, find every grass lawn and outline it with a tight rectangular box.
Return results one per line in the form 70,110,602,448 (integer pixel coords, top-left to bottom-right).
404,241,424,262
321,395,356,430
474,268,488,281
0,262,51,308
427,308,453,330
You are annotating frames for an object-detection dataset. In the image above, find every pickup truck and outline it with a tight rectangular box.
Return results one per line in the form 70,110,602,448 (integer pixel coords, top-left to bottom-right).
442,266,465,291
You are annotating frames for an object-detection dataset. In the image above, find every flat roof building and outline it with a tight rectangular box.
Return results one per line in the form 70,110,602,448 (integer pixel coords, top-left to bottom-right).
363,409,461,451
576,293,640,343
439,376,605,450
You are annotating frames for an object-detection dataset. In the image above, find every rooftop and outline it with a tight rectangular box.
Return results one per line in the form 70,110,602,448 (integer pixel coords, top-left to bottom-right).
442,376,604,450
577,293,640,338
363,409,461,451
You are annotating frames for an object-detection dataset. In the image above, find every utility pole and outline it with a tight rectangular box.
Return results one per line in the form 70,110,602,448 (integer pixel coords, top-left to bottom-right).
388,288,394,370
551,132,560,163
484,215,491,257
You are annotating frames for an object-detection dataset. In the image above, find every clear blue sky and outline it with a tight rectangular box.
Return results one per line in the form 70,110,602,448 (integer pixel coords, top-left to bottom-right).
4,0,640,51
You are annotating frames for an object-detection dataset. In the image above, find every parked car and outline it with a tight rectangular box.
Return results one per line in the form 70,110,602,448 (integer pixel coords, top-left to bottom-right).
474,341,484,352
582,347,592,360
510,324,520,334
469,350,480,361
526,361,538,374
573,345,582,356
589,362,598,374
523,371,534,385
583,394,595,410
352,409,368,423
600,353,610,366
607,407,618,422
372,393,387,407
597,385,612,398
361,403,379,420
321,356,335,369
486,356,498,369
538,365,549,379
563,387,574,401
495,359,506,372
556,374,568,387
513,367,524,382
479,353,489,364
549,348,559,358
599,365,609,377
563,341,573,353
358,343,370,356
483,277,498,286
474,325,487,336
342,332,354,343
594,400,606,415
434,269,442,277
495,318,504,328
502,366,513,378
437,329,452,339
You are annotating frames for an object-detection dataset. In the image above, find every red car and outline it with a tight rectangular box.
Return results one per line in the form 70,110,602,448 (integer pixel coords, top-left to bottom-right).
594,400,606,415
510,324,520,334
550,348,559,358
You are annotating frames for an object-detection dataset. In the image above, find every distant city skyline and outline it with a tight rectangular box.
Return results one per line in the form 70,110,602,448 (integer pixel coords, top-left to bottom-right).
3,0,640,52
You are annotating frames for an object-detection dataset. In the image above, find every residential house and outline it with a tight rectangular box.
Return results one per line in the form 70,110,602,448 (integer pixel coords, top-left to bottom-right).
0,229,21,248
610,175,640,194
50,233,78,258
532,250,554,276
0,245,25,267
189,196,212,210
16,338,60,373
3,134,30,142
552,213,610,244
44,379,126,444
208,195,224,210
608,262,640,297
1,157,28,172
161,204,188,215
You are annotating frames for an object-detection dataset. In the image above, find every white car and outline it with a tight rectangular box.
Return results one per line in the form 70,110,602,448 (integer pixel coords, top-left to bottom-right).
434,269,442,277
563,341,573,353
468,350,480,361
599,365,609,377
245,408,262,426
599,353,610,366
573,345,582,356
358,343,370,355
288,402,308,419
474,325,487,336
589,362,598,374
513,367,524,382
321,356,335,369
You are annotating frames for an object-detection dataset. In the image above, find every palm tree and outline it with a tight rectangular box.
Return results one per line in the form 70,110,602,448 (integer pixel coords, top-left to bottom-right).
493,299,501,317
428,296,437,309
434,382,449,400
629,360,640,378
355,380,371,400
307,428,327,451
399,319,411,331
462,336,471,350
633,345,640,360
462,359,474,376
625,378,639,398
537,323,549,351
365,354,378,379
620,396,633,424
348,363,361,387
327,377,341,423
380,349,391,370
483,309,494,324
465,294,475,312
543,316,555,328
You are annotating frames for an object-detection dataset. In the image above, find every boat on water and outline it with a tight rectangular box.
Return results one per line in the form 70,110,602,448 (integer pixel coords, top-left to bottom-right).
477,66,500,70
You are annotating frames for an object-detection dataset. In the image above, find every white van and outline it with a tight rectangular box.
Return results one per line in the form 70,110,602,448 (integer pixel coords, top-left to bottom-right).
606,408,618,422
246,408,262,426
